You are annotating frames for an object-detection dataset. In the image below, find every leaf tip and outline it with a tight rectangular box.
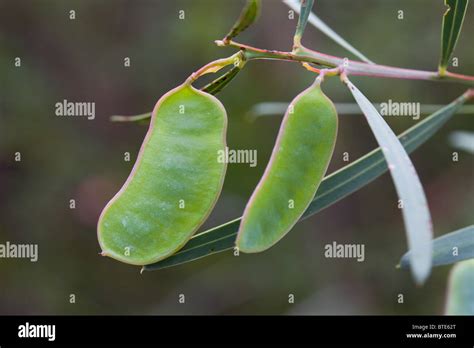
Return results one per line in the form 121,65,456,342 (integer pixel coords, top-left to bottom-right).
412,255,432,285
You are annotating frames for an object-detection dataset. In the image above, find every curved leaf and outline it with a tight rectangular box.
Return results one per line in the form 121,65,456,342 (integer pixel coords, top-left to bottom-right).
439,0,469,74
445,259,474,315
202,65,242,95
223,0,261,43
143,90,471,272
344,78,433,284
400,225,474,268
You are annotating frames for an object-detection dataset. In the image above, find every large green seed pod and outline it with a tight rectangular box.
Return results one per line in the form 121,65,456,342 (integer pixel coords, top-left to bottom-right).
98,83,227,265
236,81,338,252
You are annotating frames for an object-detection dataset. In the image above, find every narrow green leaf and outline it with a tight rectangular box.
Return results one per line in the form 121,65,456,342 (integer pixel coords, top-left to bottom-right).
344,78,433,284
110,65,242,124
400,225,474,269
283,0,374,64
143,90,471,272
449,130,474,153
201,65,241,95
293,0,314,46
445,259,474,315
110,112,152,124
439,0,469,74
248,102,474,118
223,0,261,43
143,218,240,270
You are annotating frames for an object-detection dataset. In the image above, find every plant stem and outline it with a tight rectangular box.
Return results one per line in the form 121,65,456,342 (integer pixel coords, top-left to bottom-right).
216,40,474,86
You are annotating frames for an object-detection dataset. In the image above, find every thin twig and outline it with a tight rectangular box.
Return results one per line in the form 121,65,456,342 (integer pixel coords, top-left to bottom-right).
216,40,474,86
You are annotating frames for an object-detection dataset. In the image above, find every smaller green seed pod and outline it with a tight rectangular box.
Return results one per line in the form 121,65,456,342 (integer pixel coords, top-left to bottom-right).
236,80,338,252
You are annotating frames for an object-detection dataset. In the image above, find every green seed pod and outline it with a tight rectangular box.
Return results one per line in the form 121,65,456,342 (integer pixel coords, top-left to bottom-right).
236,80,338,252
98,84,227,265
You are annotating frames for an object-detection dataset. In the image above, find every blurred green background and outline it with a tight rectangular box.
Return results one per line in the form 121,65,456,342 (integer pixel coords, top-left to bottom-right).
0,0,472,315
